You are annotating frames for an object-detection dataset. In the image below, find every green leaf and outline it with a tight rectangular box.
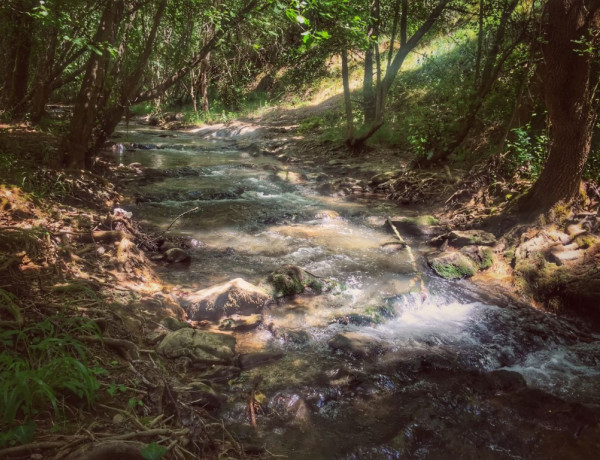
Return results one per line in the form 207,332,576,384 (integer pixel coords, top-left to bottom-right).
141,442,168,460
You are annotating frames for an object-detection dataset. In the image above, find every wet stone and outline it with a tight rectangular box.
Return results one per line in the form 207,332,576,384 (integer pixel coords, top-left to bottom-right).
218,313,262,331
238,351,284,370
264,265,328,298
328,331,387,359
281,329,311,344
164,247,191,264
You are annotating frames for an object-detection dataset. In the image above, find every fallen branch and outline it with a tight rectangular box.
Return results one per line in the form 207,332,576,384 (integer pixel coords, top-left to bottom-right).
159,206,199,237
0,441,66,457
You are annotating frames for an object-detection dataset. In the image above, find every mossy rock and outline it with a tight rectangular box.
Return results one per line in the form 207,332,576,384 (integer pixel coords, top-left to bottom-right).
461,246,494,270
264,265,329,298
427,251,478,279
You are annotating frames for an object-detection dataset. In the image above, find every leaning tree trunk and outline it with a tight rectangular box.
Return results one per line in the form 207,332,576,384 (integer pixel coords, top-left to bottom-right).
518,0,600,213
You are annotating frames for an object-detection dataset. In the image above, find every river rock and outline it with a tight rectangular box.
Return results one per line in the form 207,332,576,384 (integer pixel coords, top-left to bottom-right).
427,250,478,279
264,265,326,298
281,329,311,344
431,230,497,248
164,247,191,264
238,351,284,370
328,331,386,359
218,313,262,331
157,328,236,366
387,215,440,237
182,278,270,321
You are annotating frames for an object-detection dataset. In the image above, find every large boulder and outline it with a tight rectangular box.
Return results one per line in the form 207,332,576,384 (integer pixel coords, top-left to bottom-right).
427,250,478,279
157,328,236,366
181,278,270,321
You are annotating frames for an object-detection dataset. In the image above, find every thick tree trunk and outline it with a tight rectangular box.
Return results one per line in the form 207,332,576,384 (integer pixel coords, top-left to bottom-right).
518,0,600,213
6,0,35,117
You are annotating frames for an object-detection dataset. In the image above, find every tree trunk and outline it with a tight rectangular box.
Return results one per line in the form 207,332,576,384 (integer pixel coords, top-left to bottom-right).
341,49,355,144
30,31,58,123
6,0,35,118
350,0,451,148
427,0,521,163
63,1,124,169
200,54,211,112
518,0,600,213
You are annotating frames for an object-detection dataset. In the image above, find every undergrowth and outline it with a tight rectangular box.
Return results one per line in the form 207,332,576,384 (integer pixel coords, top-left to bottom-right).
0,315,104,448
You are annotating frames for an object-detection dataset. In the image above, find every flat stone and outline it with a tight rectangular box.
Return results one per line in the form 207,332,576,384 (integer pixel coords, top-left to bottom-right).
182,278,270,321
157,328,236,366
547,249,584,266
432,230,496,248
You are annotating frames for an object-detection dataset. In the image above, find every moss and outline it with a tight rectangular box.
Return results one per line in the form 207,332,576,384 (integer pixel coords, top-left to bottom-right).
431,259,477,279
503,249,516,265
270,273,305,297
405,215,439,226
478,247,494,270
364,302,397,324
575,234,600,249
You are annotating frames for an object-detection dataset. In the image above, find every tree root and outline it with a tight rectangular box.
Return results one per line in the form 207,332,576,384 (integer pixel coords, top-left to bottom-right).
78,335,140,361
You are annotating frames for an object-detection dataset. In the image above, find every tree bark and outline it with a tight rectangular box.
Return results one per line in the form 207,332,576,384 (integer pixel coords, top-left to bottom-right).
518,0,600,213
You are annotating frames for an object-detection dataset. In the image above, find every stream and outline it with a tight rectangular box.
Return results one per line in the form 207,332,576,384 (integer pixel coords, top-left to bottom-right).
115,123,600,459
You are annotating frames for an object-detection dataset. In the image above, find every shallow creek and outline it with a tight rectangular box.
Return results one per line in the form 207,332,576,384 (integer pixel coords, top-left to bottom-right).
116,124,600,459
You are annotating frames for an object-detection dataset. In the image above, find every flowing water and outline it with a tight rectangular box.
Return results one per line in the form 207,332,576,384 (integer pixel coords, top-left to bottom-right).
116,124,600,459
